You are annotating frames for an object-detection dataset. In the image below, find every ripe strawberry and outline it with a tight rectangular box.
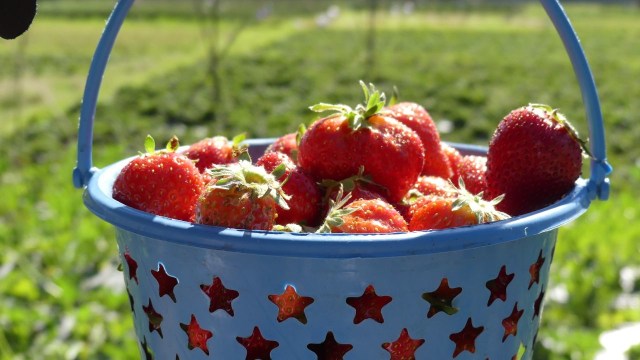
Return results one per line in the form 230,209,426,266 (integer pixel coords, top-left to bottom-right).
195,159,290,230
454,155,487,195
181,134,245,173
441,143,463,180
264,126,304,162
398,176,457,222
407,175,457,200
485,104,588,216
318,191,408,233
298,82,425,203
383,102,453,178
256,151,322,226
112,136,204,222
409,182,509,231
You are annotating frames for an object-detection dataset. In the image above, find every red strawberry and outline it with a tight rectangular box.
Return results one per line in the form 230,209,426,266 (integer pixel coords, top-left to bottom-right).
318,189,408,233
485,104,588,216
409,184,509,231
181,134,244,173
256,151,322,226
441,143,463,180
383,102,453,178
398,176,457,222
454,155,487,195
195,159,290,230
407,175,457,199
298,82,425,203
264,128,303,162
112,135,204,222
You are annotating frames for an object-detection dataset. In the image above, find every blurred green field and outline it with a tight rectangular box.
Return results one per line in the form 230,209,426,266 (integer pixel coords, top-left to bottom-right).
1,2,639,359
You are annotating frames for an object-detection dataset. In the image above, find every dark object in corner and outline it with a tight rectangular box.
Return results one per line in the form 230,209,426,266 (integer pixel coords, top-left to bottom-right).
0,0,38,40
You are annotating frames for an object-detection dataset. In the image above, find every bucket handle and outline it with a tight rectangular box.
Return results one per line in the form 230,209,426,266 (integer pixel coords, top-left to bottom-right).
72,0,612,201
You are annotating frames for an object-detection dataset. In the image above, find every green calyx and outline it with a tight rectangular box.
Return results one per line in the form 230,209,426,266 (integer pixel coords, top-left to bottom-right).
143,134,180,155
527,103,592,158
451,178,510,224
320,166,385,203
207,160,291,210
316,185,358,234
309,81,387,131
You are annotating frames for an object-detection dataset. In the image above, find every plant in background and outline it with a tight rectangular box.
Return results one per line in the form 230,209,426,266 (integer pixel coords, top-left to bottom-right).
192,0,271,134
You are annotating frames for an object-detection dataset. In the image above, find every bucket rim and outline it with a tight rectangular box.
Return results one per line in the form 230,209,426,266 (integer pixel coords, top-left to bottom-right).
83,141,591,258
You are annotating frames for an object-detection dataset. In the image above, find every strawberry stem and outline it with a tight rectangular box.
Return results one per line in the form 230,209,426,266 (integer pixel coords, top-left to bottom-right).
309,81,387,131
316,185,357,233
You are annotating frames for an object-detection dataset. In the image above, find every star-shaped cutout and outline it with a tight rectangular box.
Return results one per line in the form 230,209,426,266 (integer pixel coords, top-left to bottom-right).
236,326,279,360
140,336,154,360
449,318,484,358
533,287,546,319
180,314,213,355
382,328,425,360
307,331,353,360
486,265,515,306
151,263,178,302
200,276,239,316
123,251,138,284
127,287,135,313
528,250,546,289
502,302,524,342
268,284,315,324
346,284,392,324
421,278,462,318
142,298,164,338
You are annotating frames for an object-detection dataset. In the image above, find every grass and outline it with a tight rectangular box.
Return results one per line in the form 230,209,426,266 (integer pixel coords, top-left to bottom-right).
1,2,639,359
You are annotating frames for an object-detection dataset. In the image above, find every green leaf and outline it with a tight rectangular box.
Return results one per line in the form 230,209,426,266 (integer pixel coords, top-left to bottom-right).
166,135,180,152
389,85,400,106
309,103,352,114
237,149,252,162
144,135,155,154
360,80,370,103
274,193,290,210
271,163,287,180
232,133,247,146
296,123,307,146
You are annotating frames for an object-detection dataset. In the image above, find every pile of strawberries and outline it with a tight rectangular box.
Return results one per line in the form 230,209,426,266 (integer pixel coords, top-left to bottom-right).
112,82,588,234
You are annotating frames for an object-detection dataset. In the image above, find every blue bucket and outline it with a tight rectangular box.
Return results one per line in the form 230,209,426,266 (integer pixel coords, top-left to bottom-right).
73,1,612,359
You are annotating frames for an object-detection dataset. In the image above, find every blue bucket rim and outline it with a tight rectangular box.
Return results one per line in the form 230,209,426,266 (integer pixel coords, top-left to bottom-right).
83,140,591,258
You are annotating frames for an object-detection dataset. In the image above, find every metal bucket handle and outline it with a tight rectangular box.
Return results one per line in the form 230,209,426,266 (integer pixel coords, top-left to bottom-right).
72,0,612,202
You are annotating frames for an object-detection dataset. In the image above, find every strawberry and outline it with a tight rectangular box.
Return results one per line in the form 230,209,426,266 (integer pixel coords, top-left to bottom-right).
195,158,290,230
181,134,245,173
409,182,509,231
485,104,588,216
383,102,453,178
112,135,205,222
398,176,457,222
454,155,487,195
256,151,322,226
318,189,408,233
406,175,457,200
298,82,425,203
441,143,463,180
264,126,304,163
